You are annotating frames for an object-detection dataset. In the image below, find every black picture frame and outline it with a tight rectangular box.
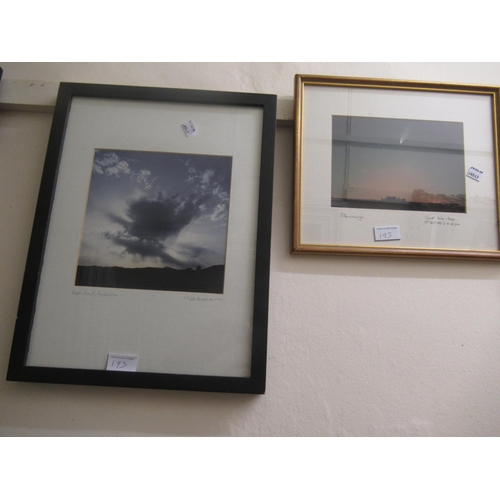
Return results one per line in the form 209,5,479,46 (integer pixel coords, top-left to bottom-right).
7,82,277,394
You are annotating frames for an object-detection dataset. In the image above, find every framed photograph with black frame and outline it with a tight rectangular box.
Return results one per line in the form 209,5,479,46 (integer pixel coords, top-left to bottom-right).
7,82,276,394
293,74,500,260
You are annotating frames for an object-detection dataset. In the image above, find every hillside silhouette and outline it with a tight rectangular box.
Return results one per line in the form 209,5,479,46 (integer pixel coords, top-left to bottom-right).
75,264,225,294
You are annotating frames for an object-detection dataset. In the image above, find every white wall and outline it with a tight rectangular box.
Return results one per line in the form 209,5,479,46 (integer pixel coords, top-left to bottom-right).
1,62,500,436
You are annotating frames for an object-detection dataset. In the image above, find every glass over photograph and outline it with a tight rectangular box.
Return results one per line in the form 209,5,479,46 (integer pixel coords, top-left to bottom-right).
76,149,232,294
331,115,466,213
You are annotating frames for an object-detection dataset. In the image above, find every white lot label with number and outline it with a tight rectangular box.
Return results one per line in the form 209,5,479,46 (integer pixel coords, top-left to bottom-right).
374,225,401,241
106,354,138,372
466,166,483,182
181,120,196,137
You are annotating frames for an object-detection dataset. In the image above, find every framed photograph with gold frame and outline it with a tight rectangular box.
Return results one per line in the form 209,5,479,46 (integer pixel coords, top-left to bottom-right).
7,82,276,394
293,74,500,260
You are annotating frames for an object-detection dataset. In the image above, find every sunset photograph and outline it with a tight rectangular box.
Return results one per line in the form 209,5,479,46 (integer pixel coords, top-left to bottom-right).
331,115,466,213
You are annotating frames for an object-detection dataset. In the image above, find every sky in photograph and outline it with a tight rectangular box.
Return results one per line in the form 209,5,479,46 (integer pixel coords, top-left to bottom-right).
78,149,232,270
331,116,466,201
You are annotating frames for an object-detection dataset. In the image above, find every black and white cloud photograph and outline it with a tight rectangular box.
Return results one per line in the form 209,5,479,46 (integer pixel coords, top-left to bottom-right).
75,149,232,294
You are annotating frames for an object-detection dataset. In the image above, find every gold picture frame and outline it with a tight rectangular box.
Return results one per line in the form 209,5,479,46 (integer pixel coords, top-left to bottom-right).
293,74,500,260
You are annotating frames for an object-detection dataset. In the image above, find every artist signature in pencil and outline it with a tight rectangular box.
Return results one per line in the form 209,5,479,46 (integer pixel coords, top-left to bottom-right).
340,212,364,221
